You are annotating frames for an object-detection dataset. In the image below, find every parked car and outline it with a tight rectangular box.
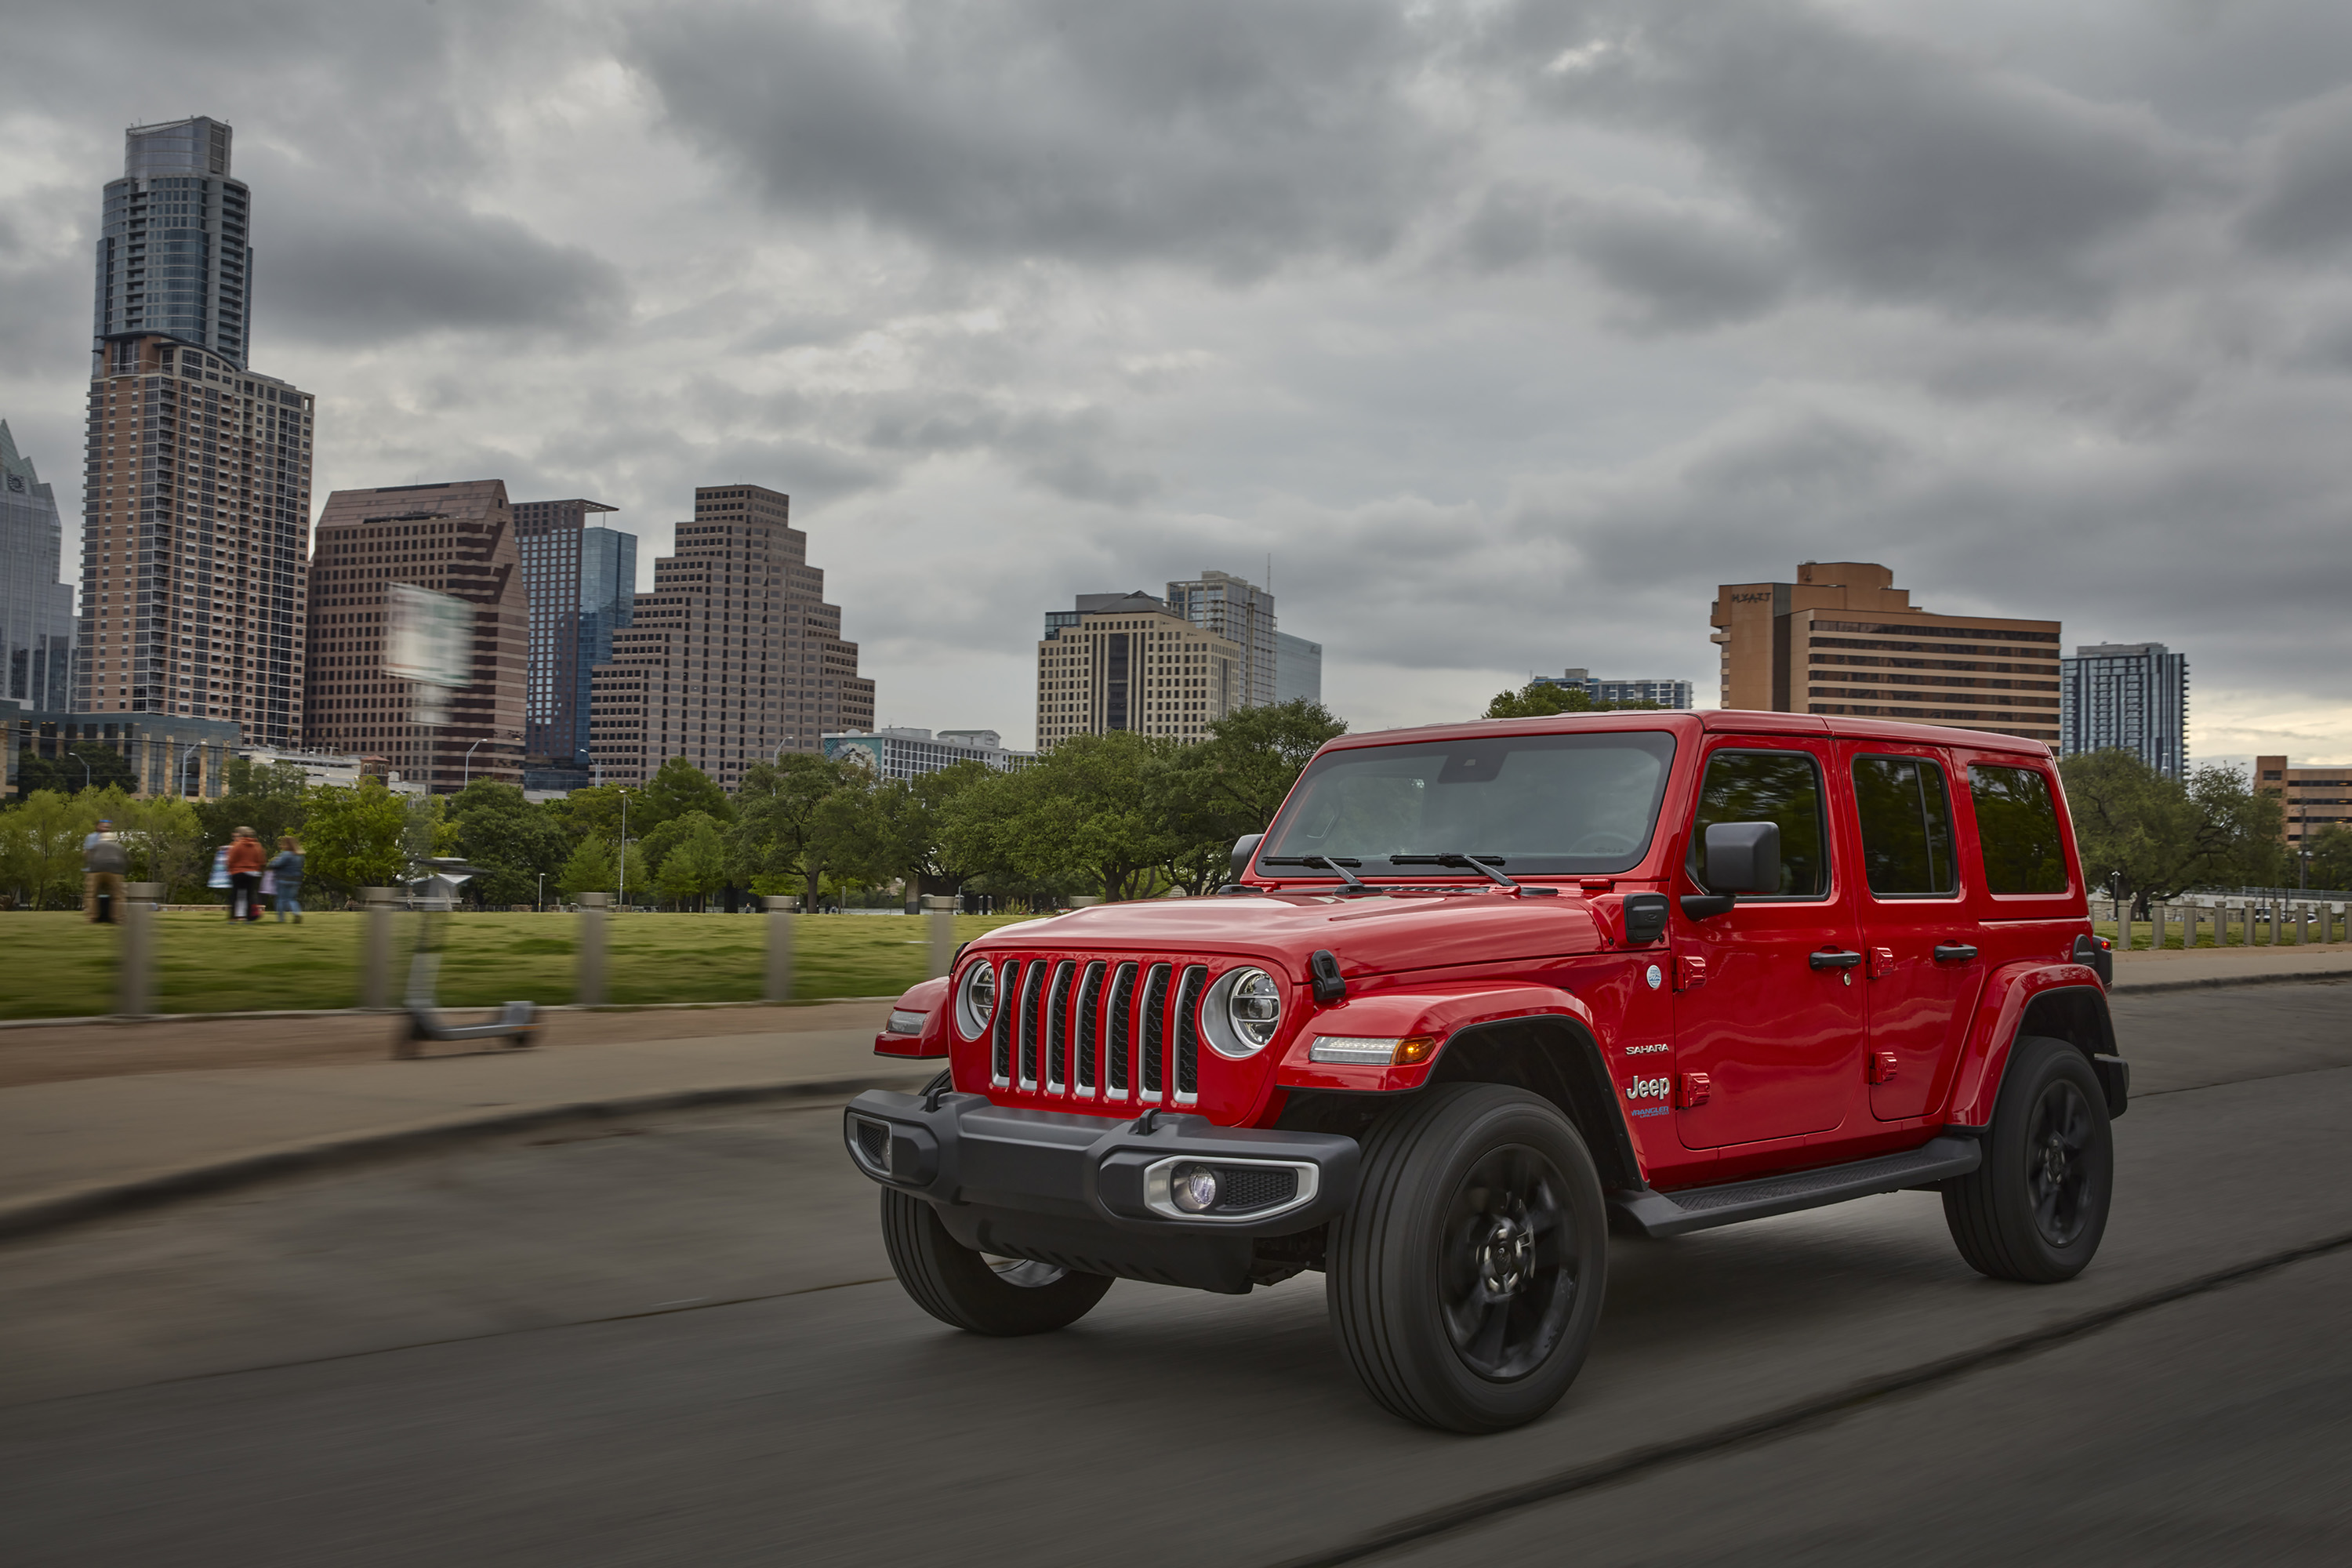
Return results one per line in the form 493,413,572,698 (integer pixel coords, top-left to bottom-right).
846,710,2125,1431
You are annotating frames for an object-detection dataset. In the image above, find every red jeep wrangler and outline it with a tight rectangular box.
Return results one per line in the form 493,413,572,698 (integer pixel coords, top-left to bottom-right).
847,711,2125,1431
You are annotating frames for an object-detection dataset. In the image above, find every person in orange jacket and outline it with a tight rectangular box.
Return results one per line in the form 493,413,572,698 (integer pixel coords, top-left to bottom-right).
224,826,267,922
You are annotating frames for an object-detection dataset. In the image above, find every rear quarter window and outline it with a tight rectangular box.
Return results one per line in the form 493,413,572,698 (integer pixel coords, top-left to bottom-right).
1968,763,2070,895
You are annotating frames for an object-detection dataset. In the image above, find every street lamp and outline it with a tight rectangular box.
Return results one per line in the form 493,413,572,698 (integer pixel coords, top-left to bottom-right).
463,729,520,789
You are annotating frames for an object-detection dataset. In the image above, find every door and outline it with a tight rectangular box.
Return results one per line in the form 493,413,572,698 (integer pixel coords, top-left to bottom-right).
1845,746,1984,1120
1671,739,1867,1149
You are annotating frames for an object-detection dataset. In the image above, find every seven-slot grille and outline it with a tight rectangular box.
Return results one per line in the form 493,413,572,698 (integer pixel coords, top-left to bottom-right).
984,955,1210,1105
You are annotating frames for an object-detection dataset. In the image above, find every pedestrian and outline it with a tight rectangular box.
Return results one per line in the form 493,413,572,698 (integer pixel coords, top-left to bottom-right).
82,818,128,924
269,835,306,924
224,826,266,922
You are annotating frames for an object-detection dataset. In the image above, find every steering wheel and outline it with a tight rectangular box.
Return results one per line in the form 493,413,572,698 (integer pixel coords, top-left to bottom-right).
1566,831,1639,855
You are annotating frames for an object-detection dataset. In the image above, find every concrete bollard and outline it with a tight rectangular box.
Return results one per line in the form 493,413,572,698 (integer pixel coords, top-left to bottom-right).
764,895,799,1002
117,882,161,1016
2151,902,2166,952
578,892,609,1007
361,887,400,1010
922,894,958,979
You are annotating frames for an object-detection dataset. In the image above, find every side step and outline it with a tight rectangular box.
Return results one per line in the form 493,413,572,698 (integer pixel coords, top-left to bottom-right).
1609,1135,1981,1239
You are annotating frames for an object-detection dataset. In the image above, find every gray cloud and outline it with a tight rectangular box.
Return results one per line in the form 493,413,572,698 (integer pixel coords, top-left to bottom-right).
1460,185,1788,331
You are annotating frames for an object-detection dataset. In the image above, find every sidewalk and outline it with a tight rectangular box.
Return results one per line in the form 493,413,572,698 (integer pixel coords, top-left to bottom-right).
0,1005,931,1240
2110,943,2352,990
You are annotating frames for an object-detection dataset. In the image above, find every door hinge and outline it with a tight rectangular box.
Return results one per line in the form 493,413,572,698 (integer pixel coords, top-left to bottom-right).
1867,1051,1899,1084
1675,954,1708,992
1677,1071,1711,1108
1868,946,1896,979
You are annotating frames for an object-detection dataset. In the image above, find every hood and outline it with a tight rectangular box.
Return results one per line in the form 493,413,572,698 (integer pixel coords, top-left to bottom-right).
970,891,1610,980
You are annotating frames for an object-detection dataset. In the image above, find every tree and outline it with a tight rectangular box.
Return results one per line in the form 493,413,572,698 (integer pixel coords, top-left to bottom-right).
731,754,861,909
2302,825,2352,892
14,743,137,796
1148,699,1350,894
2060,751,2285,914
656,815,731,910
0,790,89,908
619,840,650,907
639,756,731,833
195,757,310,854
992,731,1182,902
115,790,206,898
304,777,413,898
447,779,571,906
557,834,615,900
1484,681,1662,719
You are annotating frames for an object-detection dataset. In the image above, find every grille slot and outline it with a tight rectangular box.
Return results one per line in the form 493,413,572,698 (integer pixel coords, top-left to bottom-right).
1044,961,1075,1091
1106,963,1137,1097
1173,964,1207,1104
1214,1165,1298,1213
1018,961,1045,1088
1139,963,1171,1099
989,960,1018,1085
852,1116,891,1173
1075,962,1105,1095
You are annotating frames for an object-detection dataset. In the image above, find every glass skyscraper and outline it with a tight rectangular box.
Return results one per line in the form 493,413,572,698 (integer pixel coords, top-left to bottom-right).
1165,569,1277,707
0,421,75,710
2060,641,2188,779
93,117,252,370
515,499,635,770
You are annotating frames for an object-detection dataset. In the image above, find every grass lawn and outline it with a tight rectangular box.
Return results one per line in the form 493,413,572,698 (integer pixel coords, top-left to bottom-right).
0,910,1040,1022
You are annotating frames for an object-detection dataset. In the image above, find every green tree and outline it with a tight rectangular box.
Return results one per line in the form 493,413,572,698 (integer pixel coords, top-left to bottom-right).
2301,825,2352,892
195,757,310,854
732,754,862,909
985,731,1181,902
640,756,731,833
2060,751,2285,914
14,743,137,796
0,790,89,908
448,779,572,906
656,815,731,910
557,833,615,900
304,777,413,898
115,790,207,898
619,840,650,907
1150,699,1351,894
1483,681,1663,719
556,784,630,847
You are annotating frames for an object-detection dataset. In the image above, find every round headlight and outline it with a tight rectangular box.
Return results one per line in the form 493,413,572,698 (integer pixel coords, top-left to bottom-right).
1224,967,1282,1054
1169,1163,1221,1214
956,960,997,1040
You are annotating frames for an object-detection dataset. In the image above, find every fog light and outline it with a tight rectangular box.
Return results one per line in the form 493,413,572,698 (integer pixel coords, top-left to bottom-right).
1169,1163,1221,1214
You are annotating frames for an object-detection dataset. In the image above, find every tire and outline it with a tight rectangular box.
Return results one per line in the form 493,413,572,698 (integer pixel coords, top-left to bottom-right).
1943,1035,2114,1283
878,1188,1113,1336
1327,1083,1610,1432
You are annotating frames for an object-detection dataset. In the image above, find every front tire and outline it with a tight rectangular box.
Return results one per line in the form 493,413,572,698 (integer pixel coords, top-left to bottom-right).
1943,1035,2114,1283
879,1188,1113,1336
1327,1083,1609,1432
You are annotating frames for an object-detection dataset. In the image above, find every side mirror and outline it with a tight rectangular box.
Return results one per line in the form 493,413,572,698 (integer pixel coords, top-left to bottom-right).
1230,833,1265,879
1681,821,1780,919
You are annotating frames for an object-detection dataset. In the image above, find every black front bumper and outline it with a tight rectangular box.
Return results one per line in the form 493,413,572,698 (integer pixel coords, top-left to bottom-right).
844,1089,1360,1294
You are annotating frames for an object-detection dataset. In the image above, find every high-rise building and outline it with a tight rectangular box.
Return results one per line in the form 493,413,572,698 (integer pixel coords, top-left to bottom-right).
1,422,75,710
514,499,634,770
2252,758,2352,847
1275,630,1323,706
93,118,252,370
1165,569,1276,708
77,336,313,741
1534,668,1694,710
303,481,527,790
1036,590,1244,749
590,483,874,790
1710,562,2061,744
2060,642,2188,779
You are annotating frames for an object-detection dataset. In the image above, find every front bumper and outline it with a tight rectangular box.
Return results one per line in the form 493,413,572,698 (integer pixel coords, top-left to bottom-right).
844,1089,1360,1294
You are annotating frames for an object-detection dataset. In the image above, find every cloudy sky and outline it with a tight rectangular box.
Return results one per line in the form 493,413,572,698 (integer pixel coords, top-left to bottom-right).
5,0,2352,762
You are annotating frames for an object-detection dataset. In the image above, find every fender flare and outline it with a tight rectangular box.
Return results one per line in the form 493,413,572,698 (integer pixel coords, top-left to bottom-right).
1944,963,2115,1127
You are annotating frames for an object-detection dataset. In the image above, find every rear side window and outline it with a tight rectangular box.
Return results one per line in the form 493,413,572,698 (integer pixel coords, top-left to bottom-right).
1969,764,2069,895
1853,755,1957,897
1689,749,1828,897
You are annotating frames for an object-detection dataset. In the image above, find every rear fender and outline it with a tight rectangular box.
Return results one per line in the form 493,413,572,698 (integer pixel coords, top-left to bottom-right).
1273,984,1642,1190
1944,965,2114,1127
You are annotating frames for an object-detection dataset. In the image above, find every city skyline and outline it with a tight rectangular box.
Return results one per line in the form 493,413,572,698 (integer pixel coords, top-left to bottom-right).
5,6,2352,762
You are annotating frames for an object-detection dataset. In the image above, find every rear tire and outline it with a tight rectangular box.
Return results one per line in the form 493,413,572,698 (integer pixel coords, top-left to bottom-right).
1327,1083,1609,1432
1944,1035,2113,1283
879,1188,1113,1336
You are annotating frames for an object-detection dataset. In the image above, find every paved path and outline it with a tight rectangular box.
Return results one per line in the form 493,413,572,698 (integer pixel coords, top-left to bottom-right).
0,985,2344,1566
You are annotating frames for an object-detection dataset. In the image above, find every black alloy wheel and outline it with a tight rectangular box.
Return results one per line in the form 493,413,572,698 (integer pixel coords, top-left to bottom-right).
1329,1083,1609,1432
1440,1145,1581,1381
1943,1035,2114,1283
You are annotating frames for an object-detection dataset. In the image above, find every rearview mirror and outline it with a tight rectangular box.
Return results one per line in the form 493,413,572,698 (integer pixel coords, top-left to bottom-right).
1231,833,1265,879
1705,821,1781,895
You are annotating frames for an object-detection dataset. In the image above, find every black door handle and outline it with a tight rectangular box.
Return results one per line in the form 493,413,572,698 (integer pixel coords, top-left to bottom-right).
1933,943,1980,964
1809,949,1864,970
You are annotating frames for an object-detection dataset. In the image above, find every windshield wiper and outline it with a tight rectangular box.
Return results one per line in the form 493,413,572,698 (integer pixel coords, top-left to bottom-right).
1262,855,1367,890
1390,854,1519,890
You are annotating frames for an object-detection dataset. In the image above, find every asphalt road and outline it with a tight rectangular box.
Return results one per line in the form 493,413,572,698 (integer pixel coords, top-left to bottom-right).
2,983,2349,1566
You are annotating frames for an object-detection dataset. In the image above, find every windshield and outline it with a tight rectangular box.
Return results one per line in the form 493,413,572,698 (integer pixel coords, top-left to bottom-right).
1256,731,1678,879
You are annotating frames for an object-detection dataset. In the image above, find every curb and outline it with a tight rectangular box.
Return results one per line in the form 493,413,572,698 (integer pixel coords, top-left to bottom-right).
0,1069,935,1246
0,998,904,1032
2111,967,2352,996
